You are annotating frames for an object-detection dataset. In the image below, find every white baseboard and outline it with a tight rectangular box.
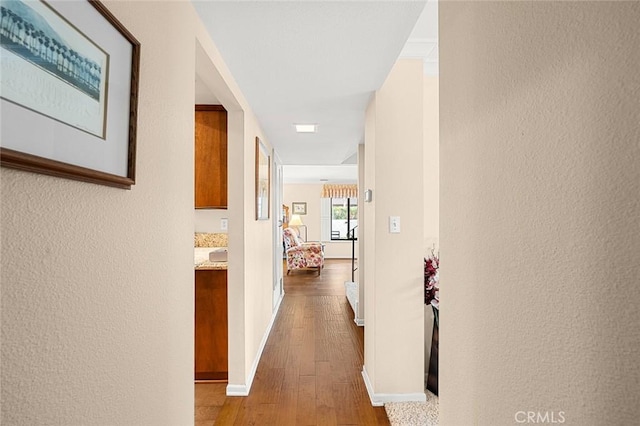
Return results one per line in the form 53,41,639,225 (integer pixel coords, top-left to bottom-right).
354,299,364,326
225,384,248,396
361,366,426,407
226,292,284,396
345,281,364,326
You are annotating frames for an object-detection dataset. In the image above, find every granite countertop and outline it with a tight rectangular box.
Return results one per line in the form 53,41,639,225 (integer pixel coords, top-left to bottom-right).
195,261,227,271
194,247,227,270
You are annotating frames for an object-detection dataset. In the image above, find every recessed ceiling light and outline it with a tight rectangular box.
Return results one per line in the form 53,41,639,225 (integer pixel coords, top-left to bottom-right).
294,124,317,133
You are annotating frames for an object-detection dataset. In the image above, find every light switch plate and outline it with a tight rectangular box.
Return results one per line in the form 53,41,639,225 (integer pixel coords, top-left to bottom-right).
389,216,400,233
220,218,228,231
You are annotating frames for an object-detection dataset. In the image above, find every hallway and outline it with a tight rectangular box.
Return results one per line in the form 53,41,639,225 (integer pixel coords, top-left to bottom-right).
195,260,389,425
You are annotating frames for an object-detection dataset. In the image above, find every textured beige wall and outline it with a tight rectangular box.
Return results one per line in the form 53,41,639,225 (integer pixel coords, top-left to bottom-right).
195,209,228,233
440,2,640,424
423,74,439,388
363,95,378,387
357,143,366,320
241,116,274,380
364,59,425,396
283,183,355,259
194,15,275,391
226,110,248,386
1,1,196,424
423,76,439,252
1,1,277,423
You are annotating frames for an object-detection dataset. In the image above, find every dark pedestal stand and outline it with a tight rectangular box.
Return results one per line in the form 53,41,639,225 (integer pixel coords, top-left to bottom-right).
426,307,439,395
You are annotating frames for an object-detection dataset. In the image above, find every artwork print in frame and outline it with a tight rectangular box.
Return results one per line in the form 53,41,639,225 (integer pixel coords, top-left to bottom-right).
0,0,140,189
255,137,270,220
292,202,307,215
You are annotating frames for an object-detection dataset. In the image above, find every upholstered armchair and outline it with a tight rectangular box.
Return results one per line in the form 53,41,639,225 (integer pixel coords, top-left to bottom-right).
283,227,325,275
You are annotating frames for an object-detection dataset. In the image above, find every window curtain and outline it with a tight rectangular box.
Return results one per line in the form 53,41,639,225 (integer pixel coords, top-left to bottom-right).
321,184,358,199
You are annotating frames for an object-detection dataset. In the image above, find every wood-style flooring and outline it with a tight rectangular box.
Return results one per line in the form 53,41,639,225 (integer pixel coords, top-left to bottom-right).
195,259,389,425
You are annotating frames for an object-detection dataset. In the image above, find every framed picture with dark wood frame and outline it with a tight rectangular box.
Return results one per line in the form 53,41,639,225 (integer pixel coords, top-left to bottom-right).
255,137,270,220
0,0,140,189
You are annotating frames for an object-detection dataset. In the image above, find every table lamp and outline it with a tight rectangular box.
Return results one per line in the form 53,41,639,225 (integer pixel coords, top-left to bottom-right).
288,214,307,242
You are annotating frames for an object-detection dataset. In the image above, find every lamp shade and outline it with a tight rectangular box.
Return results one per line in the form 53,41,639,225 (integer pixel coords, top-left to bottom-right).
289,214,304,227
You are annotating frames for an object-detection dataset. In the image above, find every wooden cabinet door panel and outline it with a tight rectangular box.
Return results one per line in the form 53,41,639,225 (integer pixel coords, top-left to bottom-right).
195,106,227,208
194,270,228,380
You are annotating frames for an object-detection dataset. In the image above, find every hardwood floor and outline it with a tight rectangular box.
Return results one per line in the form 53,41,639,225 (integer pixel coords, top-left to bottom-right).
195,259,389,425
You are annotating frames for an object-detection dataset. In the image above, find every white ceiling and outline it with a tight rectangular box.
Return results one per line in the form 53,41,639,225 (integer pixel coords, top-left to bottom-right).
282,164,358,184
192,0,437,182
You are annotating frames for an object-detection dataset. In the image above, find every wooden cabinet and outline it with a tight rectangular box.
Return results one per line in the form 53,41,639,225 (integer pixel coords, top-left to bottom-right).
194,269,228,381
195,105,227,208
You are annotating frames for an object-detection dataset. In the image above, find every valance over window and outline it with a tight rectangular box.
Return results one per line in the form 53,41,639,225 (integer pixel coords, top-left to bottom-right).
321,184,358,199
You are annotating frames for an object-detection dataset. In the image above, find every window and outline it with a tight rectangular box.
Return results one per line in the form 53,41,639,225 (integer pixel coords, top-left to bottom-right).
330,197,358,240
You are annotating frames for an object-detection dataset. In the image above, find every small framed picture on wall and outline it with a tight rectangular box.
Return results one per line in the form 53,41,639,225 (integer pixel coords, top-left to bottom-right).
292,202,307,215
